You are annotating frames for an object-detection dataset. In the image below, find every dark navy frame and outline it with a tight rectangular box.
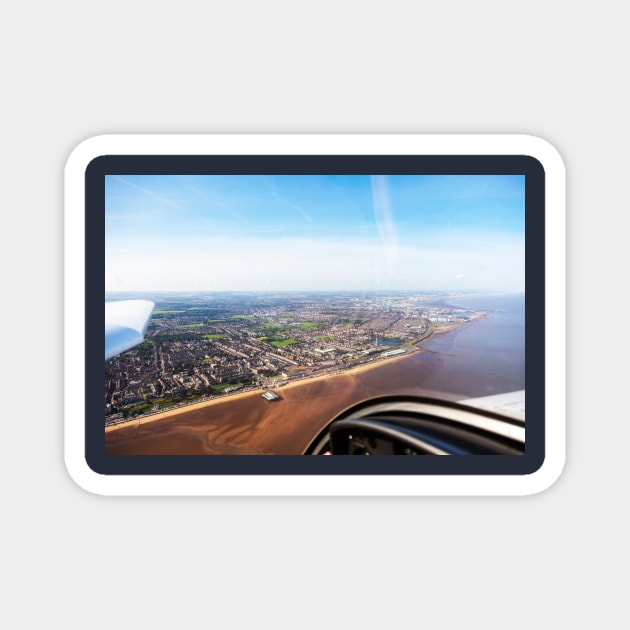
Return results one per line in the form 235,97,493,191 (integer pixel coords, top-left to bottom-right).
86,155,545,476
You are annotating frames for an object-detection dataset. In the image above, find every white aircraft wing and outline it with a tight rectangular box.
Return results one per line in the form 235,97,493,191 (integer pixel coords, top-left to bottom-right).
105,300,155,361
459,390,525,421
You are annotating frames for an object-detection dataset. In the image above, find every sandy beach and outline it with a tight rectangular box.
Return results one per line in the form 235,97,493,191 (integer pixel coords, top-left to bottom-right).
105,323,465,455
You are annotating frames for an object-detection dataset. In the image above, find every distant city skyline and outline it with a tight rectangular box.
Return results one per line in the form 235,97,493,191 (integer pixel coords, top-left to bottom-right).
105,174,525,293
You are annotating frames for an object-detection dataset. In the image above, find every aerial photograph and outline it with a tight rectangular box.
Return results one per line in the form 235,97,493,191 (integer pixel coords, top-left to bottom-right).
104,173,526,455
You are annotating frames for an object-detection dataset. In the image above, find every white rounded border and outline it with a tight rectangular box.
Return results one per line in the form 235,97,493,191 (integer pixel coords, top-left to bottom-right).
64,134,565,496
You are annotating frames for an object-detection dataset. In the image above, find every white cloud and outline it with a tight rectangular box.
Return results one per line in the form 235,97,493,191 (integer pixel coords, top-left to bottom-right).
106,231,524,293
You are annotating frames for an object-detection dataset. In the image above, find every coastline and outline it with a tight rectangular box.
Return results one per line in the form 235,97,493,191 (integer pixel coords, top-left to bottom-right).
105,322,469,433
106,341,420,433
104,320,469,455
106,320,464,434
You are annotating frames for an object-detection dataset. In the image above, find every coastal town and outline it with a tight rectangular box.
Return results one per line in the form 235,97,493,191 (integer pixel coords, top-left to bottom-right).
105,291,485,426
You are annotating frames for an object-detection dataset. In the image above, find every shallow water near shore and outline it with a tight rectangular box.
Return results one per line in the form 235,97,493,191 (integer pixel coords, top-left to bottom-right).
409,293,525,397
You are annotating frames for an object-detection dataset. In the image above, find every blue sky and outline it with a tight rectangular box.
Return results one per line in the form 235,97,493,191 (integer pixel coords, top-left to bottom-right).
105,174,525,292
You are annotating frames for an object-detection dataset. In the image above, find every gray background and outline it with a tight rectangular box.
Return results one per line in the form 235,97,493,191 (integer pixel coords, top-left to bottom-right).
2,1,625,628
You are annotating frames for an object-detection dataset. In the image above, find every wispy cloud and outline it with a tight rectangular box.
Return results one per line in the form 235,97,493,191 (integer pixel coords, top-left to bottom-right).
264,177,314,225
111,176,182,210
371,175,399,284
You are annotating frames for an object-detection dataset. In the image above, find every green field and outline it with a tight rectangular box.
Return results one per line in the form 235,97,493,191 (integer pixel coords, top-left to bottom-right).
124,402,153,417
270,339,299,348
